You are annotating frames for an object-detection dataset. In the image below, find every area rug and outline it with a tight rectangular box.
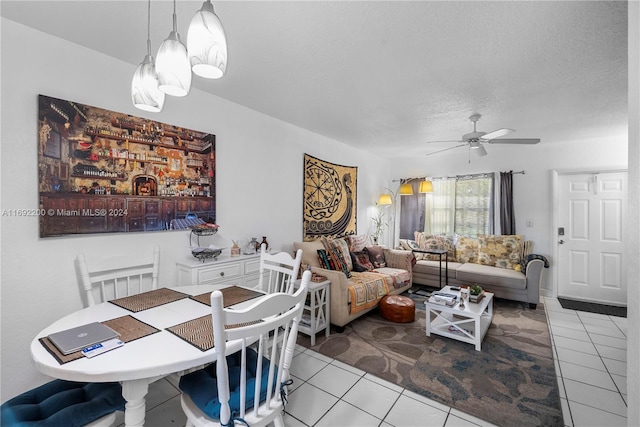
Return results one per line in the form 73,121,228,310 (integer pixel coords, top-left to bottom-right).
558,297,627,318
297,293,563,427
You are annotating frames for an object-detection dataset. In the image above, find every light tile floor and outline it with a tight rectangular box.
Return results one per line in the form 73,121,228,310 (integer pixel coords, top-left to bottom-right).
117,296,628,426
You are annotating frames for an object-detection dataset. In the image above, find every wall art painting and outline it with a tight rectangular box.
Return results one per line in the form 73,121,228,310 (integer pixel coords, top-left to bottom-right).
303,153,357,241
37,94,216,237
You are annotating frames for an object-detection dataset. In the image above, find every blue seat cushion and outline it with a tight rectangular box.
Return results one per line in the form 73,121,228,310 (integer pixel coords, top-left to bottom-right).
1,380,125,427
179,347,275,419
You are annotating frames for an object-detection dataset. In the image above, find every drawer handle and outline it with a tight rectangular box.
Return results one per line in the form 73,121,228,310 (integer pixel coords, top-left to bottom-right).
220,272,225,277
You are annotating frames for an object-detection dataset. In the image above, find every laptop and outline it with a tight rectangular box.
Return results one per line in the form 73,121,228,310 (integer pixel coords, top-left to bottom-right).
48,322,120,355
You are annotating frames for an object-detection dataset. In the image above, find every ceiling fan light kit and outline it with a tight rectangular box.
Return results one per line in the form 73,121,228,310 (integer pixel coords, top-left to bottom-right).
426,113,541,160
133,0,228,112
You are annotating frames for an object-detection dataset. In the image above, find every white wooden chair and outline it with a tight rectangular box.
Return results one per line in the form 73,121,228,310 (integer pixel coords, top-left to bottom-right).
257,244,302,294
179,270,311,427
76,246,160,306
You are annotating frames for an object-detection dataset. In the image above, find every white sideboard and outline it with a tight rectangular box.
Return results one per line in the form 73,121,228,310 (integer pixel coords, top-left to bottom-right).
176,253,265,289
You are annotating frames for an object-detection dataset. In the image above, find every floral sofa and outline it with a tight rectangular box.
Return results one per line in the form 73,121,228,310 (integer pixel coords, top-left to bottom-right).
293,236,414,329
401,233,548,309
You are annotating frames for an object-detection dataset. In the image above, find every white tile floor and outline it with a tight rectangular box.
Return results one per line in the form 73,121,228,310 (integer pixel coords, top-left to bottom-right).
118,296,628,427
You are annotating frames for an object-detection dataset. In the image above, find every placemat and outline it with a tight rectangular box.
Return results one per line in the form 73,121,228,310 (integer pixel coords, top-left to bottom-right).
166,315,260,352
190,285,263,308
109,288,189,312
39,315,160,364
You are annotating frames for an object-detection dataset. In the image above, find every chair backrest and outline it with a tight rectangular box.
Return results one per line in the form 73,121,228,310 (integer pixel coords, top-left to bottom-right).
257,244,302,294
76,246,160,306
211,270,310,426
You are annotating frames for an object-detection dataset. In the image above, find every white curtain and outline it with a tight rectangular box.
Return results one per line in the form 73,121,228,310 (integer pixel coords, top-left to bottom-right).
427,178,456,235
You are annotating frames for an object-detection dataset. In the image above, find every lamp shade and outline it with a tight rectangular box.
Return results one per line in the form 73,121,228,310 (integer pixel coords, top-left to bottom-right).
399,183,414,195
378,193,393,205
419,180,433,193
132,53,165,112
157,29,192,97
188,0,227,79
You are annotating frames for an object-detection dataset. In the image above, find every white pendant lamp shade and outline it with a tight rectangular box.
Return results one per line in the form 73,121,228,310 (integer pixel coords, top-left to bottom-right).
156,4,191,97
132,51,165,112
188,0,227,79
132,0,164,112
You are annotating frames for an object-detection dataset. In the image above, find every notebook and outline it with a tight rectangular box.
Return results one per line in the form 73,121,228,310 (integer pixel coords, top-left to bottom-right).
48,322,120,355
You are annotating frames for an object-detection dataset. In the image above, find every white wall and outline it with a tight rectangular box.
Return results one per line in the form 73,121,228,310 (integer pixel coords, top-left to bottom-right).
391,135,628,297
0,19,390,401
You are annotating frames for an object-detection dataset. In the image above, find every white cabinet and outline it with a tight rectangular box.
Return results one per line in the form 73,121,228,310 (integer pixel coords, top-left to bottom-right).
176,254,266,289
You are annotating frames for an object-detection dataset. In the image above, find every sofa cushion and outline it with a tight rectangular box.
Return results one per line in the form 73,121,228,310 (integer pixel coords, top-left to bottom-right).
364,246,386,268
373,267,411,288
317,248,351,278
294,240,324,269
456,262,526,289
455,236,479,263
477,235,523,270
347,272,389,314
413,260,464,280
351,251,374,272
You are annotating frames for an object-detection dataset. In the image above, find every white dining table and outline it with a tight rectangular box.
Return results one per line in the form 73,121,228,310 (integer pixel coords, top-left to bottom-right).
30,284,259,427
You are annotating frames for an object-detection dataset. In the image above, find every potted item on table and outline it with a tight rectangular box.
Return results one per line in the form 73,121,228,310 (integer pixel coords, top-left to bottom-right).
469,285,485,303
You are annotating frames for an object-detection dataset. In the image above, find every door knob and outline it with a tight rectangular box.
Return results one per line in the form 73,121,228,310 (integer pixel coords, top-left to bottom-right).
558,239,565,244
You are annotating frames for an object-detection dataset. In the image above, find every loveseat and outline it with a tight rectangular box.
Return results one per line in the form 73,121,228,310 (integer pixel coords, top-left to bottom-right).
402,233,548,309
293,236,414,329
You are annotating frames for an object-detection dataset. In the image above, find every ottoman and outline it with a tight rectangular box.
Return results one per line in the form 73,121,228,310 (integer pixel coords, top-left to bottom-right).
379,295,415,323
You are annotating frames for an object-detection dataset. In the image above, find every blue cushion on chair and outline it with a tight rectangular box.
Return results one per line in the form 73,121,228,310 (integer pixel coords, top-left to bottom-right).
1,380,125,427
179,347,275,419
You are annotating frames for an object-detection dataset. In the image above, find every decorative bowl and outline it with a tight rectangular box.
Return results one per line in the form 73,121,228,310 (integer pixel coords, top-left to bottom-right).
191,247,223,262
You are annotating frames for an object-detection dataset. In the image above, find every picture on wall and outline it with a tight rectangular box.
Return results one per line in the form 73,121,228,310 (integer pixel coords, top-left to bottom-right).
303,153,357,241
37,94,216,237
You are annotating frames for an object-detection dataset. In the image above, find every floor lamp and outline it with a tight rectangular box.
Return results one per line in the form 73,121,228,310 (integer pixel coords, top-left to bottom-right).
378,182,413,247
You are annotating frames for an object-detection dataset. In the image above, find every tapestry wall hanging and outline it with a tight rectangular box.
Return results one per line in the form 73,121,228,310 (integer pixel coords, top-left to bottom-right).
37,94,216,237
303,154,357,241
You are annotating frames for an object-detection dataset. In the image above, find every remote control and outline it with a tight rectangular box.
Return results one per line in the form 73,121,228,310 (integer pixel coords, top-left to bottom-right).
450,286,460,291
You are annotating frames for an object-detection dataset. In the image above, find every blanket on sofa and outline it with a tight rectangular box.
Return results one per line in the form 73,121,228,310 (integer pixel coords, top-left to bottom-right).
348,272,389,314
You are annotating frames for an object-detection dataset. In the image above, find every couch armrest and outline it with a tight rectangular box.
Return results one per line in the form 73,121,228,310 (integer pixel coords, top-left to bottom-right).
309,266,350,327
383,249,414,274
525,258,545,306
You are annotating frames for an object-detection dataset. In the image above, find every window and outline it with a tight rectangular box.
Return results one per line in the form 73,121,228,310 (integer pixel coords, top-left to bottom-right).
400,173,494,238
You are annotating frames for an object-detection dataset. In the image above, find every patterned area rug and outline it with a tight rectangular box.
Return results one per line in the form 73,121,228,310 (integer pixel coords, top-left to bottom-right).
297,293,563,427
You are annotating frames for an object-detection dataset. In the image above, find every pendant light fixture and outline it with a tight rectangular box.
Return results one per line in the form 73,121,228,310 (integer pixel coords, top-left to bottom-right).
131,0,164,112
187,0,227,79
156,0,191,97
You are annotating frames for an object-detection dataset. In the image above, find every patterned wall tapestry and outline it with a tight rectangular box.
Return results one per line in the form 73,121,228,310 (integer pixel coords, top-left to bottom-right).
303,154,357,241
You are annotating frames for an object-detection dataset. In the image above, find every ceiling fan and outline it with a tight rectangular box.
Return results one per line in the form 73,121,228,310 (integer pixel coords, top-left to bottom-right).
426,114,540,160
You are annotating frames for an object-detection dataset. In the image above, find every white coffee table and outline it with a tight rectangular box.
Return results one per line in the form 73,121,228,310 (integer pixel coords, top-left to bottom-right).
425,285,494,351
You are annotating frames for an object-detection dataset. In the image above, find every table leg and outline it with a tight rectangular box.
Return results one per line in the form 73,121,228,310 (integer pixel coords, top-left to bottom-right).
121,378,150,427
445,252,449,287
438,254,443,289
310,288,317,346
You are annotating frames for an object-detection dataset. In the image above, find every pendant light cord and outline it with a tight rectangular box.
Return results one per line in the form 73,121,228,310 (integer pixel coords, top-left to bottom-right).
146,0,152,55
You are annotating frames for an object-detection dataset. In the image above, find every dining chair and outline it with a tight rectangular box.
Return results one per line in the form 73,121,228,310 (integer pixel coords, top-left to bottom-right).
0,379,125,426
178,270,311,427
76,245,160,306
257,243,303,294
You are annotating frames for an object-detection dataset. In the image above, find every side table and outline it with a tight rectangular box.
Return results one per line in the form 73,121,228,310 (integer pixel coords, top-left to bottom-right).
412,249,449,288
294,278,331,346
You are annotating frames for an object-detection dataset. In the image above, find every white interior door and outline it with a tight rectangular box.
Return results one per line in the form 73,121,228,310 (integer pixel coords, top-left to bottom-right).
557,171,627,306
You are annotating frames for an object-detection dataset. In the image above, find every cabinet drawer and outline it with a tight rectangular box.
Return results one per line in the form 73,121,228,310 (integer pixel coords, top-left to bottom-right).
198,263,243,284
244,259,261,275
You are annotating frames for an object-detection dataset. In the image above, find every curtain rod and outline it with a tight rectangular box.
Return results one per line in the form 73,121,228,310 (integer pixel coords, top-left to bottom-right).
395,170,525,182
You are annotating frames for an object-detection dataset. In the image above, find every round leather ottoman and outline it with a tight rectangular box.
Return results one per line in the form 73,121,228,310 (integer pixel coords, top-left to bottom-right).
379,295,415,323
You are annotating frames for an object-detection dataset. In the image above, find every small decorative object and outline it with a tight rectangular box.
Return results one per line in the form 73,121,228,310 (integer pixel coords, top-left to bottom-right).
230,240,240,257
469,285,485,303
192,246,223,262
459,287,469,309
245,238,258,255
371,206,388,245
261,236,269,252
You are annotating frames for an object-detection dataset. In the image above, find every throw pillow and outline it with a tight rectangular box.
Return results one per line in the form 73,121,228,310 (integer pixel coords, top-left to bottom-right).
317,249,351,277
350,251,374,272
321,237,353,272
477,235,523,269
364,246,386,268
348,234,371,252
456,236,479,263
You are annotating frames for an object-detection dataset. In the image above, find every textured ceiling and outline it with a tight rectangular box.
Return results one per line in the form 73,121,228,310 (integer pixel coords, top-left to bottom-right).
1,1,629,159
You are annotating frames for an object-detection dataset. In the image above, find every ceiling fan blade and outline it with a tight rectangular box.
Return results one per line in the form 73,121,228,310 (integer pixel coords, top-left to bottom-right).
425,144,467,156
427,140,465,144
481,128,514,140
487,138,540,144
